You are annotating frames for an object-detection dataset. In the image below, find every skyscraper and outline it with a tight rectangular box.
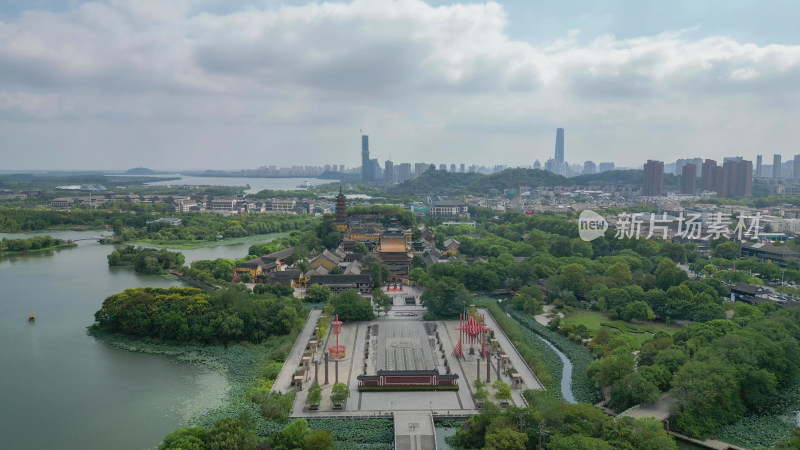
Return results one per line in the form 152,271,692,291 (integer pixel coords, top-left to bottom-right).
642,160,664,196
450,164,456,173
756,155,762,178
384,160,395,183
681,164,697,195
794,155,800,179
554,128,564,165
583,161,596,175
398,163,411,183
460,163,465,173
774,154,782,179
723,159,753,197
414,162,428,178
361,135,372,182
439,164,447,171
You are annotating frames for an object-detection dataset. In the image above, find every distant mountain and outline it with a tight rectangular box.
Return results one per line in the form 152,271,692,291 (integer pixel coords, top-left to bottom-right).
125,167,156,175
392,168,569,194
572,169,680,188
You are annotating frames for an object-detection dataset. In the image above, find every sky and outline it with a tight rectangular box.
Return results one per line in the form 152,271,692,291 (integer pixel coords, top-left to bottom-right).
1,0,799,171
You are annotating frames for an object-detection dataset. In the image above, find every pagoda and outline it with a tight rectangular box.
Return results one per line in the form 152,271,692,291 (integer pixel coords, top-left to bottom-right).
334,185,347,231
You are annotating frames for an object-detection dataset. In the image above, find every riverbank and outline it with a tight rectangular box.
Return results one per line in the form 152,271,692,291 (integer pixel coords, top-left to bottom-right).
0,242,77,257
125,232,289,250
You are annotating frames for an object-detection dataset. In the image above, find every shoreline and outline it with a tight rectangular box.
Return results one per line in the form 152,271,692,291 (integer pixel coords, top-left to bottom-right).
124,232,289,250
0,243,78,257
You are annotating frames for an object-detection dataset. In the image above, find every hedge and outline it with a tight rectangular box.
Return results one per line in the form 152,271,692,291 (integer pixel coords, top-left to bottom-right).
509,310,602,403
473,299,559,395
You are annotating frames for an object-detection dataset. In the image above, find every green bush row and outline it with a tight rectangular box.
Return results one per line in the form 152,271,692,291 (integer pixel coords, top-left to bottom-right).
474,300,556,391
509,310,602,403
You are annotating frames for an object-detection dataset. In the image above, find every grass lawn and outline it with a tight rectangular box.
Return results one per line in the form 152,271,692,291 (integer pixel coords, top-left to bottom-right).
561,310,677,346
127,232,288,250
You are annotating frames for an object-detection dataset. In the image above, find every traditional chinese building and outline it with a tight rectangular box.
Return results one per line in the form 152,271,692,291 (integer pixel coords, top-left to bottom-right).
334,186,348,232
377,228,413,275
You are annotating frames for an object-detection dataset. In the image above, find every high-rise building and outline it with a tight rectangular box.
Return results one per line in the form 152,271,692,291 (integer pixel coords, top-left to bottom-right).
361,135,372,182
642,160,664,196
439,164,447,171
701,159,718,191
370,159,381,180
723,159,753,197
414,162,428,178
460,163,465,173
675,158,703,176
794,155,800,179
384,160,395,183
756,155,762,178
533,159,541,170
681,164,697,195
598,162,615,173
583,161,596,175
450,164,456,173
774,154,782,179
398,163,412,183
554,128,565,166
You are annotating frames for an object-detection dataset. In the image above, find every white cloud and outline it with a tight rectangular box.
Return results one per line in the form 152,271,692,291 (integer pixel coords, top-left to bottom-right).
1,0,799,170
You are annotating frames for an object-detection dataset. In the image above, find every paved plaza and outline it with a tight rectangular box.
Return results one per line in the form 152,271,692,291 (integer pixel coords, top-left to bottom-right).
280,304,543,419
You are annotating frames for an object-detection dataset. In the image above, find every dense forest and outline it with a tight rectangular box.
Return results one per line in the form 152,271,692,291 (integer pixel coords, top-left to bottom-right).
91,287,306,344
0,235,76,253
107,246,185,274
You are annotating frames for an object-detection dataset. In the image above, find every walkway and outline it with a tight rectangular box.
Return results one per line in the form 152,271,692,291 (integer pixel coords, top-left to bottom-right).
272,309,322,393
394,411,437,450
478,308,544,392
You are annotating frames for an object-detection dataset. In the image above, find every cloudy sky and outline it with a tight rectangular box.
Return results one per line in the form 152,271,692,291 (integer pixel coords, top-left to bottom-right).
1,0,799,171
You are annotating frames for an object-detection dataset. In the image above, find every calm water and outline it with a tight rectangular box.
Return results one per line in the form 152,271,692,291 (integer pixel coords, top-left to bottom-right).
0,231,261,450
142,175,329,194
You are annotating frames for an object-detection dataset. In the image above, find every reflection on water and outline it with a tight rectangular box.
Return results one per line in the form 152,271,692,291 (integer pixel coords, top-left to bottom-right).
0,229,274,450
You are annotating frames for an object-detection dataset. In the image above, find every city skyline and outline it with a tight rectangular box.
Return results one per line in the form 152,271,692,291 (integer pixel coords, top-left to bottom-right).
2,0,800,170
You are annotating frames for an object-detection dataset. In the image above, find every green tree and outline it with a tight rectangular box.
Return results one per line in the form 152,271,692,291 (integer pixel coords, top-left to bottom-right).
332,289,374,321
372,290,393,316
353,241,369,254
609,371,661,411
655,258,688,291
269,418,311,450
159,426,206,450
303,430,335,450
484,428,528,450
305,284,332,304
556,263,589,297
605,262,633,288
493,380,512,402
420,277,471,319
587,348,635,388
712,241,739,260
330,382,350,406
307,383,322,407
672,358,745,438
621,300,656,322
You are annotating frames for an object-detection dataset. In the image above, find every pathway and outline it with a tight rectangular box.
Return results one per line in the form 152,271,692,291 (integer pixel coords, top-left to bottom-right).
394,411,437,450
273,309,321,393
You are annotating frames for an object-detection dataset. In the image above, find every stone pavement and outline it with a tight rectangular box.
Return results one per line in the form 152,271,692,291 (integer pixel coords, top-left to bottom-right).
273,309,321,394
394,411,437,450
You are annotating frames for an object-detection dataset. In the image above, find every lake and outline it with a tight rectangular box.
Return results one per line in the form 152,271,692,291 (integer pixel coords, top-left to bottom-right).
141,175,330,194
0,230,267,450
